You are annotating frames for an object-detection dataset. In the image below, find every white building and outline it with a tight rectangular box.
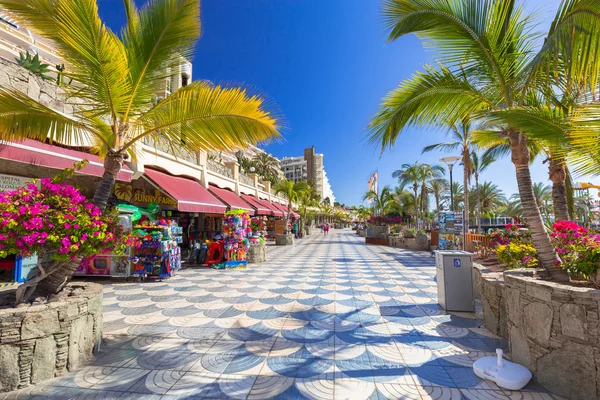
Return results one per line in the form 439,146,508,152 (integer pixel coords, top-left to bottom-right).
279,146,336,203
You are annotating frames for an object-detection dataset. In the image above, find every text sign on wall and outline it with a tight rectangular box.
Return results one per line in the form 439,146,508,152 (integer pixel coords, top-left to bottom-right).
0,173,37,191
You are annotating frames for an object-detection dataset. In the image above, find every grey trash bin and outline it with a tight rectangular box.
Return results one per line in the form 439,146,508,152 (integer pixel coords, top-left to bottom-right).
435,250,474,312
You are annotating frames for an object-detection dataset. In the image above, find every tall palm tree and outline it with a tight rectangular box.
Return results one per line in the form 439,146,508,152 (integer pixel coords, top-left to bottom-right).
445,182,464,212
470,152,496,232
369,0,600,281
423,118,472,229
393,162,443,227
363,185,394,216
0,0,281,211
273,180,308,232
428,179,448,214
252,152,280,182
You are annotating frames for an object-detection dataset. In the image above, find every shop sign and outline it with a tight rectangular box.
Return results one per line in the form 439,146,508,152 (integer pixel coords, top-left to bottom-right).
115,183,177,207
0,173,38,192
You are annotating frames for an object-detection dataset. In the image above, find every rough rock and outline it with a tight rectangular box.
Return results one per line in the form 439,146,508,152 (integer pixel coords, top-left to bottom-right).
537,341,597,399
509,326,533,371
523,302,553,346
275,234,294,246
31,337,57,384
0,344,20,392
247,242,267,263
21,310,60,340
560,303,588,341
68,314,95,370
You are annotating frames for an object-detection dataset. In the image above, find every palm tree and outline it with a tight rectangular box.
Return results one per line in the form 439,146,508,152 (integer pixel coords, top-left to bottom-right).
498,198,523,222
0,0,282,297
423,118,472,229
470,152,496,232
393,162,443,227
0,0,281,211
297,187,319,237
474,182,506,213
355,205,373,222
273,180,308,232
445,182,464,212
252,152,280,183
369,1,600,281
363,185,394,216
428,179,448,214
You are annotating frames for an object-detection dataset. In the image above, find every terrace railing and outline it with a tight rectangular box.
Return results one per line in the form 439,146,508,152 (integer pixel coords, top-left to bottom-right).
207,159,233,179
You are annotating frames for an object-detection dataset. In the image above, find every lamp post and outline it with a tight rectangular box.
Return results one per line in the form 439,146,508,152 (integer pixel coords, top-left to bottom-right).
440,156,461,211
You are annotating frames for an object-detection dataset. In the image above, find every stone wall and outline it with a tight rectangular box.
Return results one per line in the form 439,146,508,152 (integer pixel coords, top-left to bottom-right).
473,264,507,338
368,225,390,239
0,282,103,393
504,270,600,399
0,58,77,116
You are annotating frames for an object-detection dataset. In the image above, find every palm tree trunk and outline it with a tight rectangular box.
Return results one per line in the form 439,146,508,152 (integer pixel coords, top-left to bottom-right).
462,150,470,233
549,157,569,222
476,174,482,233
93,151,125,210
510,132,567,282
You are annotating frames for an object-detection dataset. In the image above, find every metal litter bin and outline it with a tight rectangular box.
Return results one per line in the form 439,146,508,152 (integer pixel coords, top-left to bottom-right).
435,250,474,312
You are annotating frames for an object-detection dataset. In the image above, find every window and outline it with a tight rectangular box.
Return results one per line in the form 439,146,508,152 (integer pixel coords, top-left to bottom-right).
181,74,189,87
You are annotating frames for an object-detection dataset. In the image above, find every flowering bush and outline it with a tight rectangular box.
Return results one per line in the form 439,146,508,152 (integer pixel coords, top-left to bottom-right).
368,216,403,226
551,220,600,278
489,223,531,248
250,217,266,233
495,242,538,269
0,179,134,262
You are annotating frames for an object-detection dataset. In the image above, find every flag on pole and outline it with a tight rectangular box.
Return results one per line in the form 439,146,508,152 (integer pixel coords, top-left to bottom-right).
368,172,378,193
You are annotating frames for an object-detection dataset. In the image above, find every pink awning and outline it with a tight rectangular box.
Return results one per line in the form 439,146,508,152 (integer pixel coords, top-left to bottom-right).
278,203,300,220
241,194,272,216
0,139,133,182
208,185,254,214
257,197,283,217
144,169,226,213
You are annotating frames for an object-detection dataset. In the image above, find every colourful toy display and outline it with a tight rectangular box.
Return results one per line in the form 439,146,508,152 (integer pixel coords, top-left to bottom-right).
219,209,252,269
131,219,182,280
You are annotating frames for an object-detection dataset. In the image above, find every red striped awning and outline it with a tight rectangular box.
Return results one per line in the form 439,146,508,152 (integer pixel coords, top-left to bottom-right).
208,185,254,214
0,139,133,182
241,194,272,216
144,169,226,213
257,197,283,217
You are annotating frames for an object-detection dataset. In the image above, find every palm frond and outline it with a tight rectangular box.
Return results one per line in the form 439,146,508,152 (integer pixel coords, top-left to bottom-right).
128,81,281,152
368,65,494,152
0,89,101,147
122,0,201,118
422,141,461,154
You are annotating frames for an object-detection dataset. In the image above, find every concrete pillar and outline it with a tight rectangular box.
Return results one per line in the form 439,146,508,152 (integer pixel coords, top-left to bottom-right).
199,151,209,188
261,180,272,201
248,173,259,197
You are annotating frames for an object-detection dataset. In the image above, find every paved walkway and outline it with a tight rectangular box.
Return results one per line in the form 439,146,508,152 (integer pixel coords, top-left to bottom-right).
3,230,559,399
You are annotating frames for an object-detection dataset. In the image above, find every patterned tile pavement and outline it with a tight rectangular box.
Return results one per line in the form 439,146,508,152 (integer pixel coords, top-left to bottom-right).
2,230,562,400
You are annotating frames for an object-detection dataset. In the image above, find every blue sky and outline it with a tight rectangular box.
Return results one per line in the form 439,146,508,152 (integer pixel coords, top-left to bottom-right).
99,0,566,206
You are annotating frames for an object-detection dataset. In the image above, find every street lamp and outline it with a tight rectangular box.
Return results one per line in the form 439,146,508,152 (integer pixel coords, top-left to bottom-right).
440,156,461,211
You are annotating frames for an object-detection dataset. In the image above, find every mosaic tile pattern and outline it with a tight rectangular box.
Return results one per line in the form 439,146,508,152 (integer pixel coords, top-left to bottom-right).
2,230,561,400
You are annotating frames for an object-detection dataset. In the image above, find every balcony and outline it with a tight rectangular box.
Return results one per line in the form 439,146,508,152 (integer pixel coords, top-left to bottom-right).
142,137,198,165
207,159,233,179
239,173,254,186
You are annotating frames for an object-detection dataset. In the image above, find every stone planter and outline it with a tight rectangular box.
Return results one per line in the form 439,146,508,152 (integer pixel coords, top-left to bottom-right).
502,269,600,399
275,233,294,245
0,282,103,393
369,225,390,239
472,264,507,339
357,229,366,237
247,242,266,263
